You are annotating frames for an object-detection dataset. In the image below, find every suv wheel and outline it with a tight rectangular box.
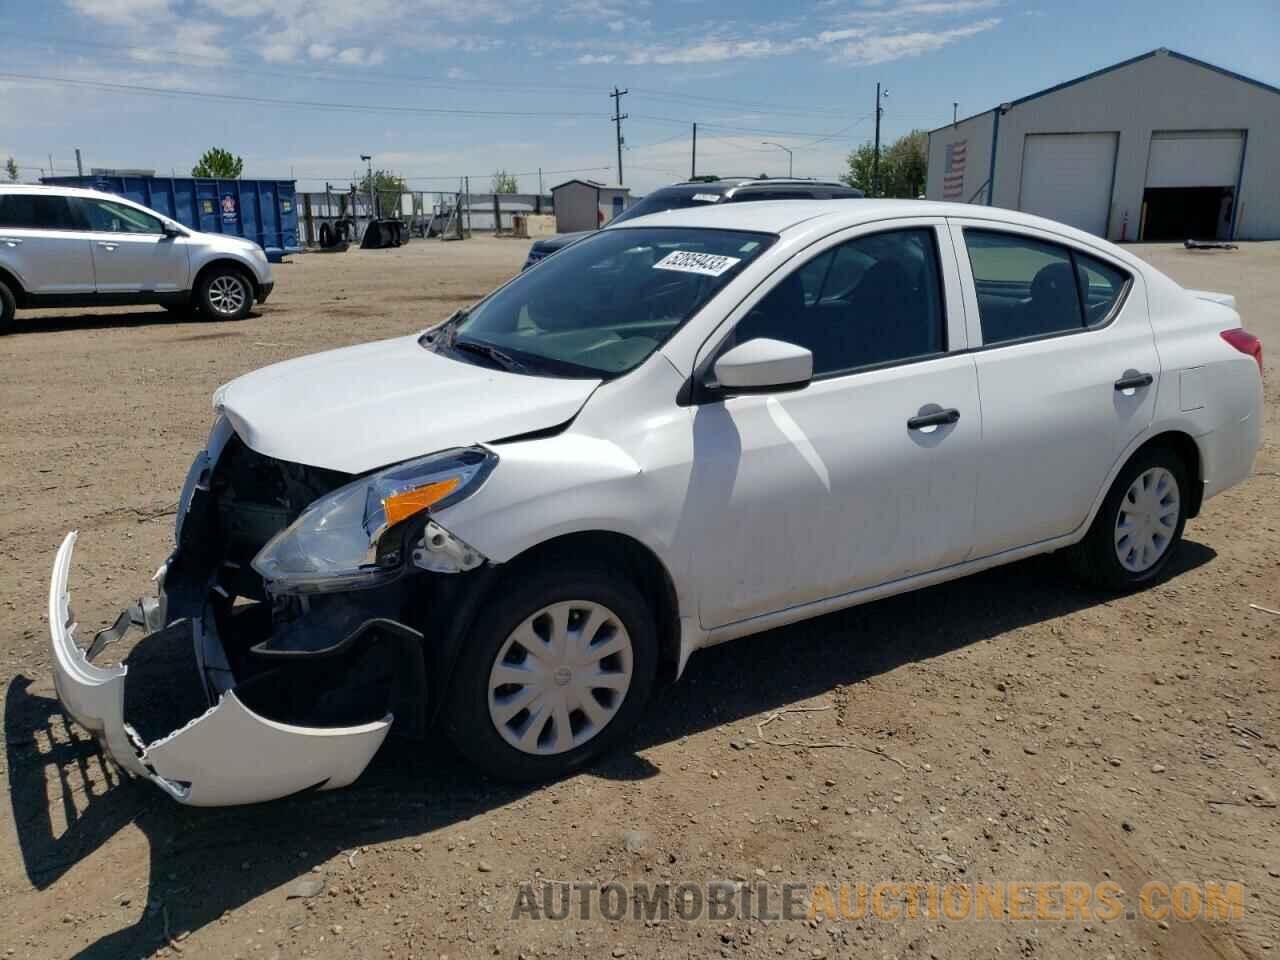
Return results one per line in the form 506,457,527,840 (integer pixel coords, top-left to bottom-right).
444,567,657,781
1068,445,1188,590
0,279,15,335
197,267,253,321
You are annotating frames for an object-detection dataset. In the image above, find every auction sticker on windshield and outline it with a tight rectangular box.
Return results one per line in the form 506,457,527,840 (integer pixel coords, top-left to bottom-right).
653,250,742,277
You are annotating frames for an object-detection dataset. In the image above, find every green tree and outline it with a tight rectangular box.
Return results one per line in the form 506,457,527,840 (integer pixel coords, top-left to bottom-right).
884,129,928,198
491,170,519,193
192,147,244,179
355,169,408,218
839,143,877,194
4,156,18,182
840,129,928,198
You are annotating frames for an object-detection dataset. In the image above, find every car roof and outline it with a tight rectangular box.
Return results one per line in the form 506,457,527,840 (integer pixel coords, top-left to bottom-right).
0,183,134,202
612,198,1129,250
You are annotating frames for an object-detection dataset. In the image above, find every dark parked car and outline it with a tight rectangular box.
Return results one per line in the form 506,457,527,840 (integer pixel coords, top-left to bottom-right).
522,177,863,270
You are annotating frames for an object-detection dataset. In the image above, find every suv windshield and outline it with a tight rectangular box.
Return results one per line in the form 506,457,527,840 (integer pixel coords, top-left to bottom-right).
435,227,775,378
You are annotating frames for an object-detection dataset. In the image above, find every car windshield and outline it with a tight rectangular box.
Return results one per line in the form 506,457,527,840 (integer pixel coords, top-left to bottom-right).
609,187,727,225
433,227,775,378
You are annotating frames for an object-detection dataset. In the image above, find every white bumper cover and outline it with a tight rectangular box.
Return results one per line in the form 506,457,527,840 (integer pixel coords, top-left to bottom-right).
48,531,392,806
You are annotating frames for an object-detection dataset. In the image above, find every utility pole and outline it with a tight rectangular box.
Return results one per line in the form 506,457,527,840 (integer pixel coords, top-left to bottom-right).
610,86,628,185
361,154,374,224
953,101,959,126
691,122,697,179
75,148,83,176
872,82,886,197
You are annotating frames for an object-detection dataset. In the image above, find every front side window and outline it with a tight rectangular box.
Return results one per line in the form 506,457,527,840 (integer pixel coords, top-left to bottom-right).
728,227,946,378
0,194,80,230
965,230,1129,345
436,227,775,378
78,198,163,234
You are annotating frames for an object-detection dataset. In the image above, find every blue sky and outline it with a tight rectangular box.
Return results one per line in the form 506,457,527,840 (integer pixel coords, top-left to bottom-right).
2,0,1277,195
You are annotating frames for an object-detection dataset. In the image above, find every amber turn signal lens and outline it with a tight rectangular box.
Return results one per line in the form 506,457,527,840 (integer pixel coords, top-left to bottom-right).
382,477,462,526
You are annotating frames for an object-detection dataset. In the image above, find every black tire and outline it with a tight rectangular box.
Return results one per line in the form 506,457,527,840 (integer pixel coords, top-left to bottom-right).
444,566,658,782
0,279,15,335
1067,445,1189,591
195,266,254,321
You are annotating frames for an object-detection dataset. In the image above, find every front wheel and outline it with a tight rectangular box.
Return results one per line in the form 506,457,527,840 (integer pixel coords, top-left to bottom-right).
444,568,657,781
0,279,15,335
196,268,253,321
1067,446,1188,590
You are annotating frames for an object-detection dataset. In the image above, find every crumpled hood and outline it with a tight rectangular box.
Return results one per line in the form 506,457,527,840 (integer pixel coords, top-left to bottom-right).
215,334,600,473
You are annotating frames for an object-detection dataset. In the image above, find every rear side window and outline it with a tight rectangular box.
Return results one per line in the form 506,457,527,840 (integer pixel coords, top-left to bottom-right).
965,230,1084,345
1074,251,1129,325
0,194,80,230
965,230,1131,345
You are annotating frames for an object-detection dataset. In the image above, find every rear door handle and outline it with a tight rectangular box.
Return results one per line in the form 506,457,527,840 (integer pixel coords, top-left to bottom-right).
0,237,22,246
907,408,961,430
97,241,118,251
1114,372,1154,391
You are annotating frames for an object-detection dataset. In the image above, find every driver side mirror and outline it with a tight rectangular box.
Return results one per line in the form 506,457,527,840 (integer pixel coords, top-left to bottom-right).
162,223,183,239
711,338,813,395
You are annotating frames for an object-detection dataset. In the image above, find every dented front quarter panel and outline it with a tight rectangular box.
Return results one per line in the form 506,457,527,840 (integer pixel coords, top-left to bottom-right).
48,532,392,806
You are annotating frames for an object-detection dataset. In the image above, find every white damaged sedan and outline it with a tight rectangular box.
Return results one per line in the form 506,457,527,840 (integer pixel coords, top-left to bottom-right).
49,200,1263,804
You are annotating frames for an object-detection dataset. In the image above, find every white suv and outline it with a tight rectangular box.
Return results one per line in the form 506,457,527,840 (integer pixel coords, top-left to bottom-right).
0,184,274,333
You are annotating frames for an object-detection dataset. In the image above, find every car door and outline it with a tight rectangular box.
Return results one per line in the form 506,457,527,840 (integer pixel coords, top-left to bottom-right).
0,192,96,294
688,220,982,630
949,220,1160,556
74,196,190,294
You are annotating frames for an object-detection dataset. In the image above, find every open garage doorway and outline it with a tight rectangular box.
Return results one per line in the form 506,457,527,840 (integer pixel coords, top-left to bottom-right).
1140,130,1245,241
1141,186,1235,241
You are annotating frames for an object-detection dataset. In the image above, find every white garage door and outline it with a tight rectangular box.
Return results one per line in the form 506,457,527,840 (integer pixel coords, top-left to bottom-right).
1018,133,1117,236
1146,130,1244,188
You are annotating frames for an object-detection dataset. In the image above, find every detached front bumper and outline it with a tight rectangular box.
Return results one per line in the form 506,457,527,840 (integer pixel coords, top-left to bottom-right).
48,532,392,806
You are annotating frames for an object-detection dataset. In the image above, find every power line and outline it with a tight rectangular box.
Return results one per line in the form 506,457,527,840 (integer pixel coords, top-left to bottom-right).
10,33,868,121
0,71,607,120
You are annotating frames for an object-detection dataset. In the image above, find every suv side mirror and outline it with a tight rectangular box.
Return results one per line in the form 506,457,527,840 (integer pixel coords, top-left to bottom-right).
711,338,813,394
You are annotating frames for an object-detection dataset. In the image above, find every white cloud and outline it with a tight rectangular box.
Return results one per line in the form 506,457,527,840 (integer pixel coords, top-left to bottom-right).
576,53,616,64
446,66,469,79
68,0,170,26
827,18,999,63
335,46,386,66
308,43,337,59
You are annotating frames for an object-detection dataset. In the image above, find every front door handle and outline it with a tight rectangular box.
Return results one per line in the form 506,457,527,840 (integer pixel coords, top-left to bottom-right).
1114,372,1154,391
907,408,961,430
0,237,22,246
97,241,118,251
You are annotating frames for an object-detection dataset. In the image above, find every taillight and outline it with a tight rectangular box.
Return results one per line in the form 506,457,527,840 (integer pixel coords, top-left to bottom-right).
1221,328,1263,374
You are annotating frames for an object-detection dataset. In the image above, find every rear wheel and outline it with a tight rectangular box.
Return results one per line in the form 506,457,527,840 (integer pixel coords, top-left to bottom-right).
196,267,253,321
444,567,657,781
0,279,15,335
1068,445,1188,590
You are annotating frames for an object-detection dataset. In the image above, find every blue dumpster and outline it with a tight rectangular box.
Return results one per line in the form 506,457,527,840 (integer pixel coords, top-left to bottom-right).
41,175,302,262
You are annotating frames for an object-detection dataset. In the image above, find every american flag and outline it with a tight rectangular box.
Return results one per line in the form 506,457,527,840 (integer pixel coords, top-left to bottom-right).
943,140,967,200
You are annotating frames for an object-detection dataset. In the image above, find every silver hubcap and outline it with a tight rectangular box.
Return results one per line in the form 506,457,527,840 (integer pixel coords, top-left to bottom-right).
1114,466,1180,573
207,275,247,316
488,601,633,756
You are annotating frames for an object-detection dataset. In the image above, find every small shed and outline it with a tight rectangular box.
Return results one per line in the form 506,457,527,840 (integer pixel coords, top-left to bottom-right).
550,180,632,233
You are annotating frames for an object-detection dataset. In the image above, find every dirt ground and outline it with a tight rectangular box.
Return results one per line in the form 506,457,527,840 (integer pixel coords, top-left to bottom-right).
0,236,1276,960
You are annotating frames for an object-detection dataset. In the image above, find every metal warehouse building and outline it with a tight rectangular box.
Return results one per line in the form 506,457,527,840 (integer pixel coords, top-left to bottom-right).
926,48,1280,241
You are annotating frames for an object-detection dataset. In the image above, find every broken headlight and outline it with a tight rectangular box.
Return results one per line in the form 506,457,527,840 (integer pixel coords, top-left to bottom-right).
251,446,496,594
